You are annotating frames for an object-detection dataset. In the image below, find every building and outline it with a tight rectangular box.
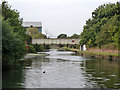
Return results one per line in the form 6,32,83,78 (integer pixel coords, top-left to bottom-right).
22,22,42,33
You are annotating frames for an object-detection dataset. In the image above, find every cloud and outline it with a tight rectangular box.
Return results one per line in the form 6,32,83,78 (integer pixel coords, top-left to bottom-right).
6,0,119,4
5,0,119,36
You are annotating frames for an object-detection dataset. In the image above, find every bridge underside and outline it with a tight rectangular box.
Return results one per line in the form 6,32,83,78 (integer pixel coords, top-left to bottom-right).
32,39,80,45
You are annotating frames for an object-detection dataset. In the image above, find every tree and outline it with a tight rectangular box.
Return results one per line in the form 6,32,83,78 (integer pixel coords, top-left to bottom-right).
2,1,26,39
2,20,27,69
69,33,80,39
27,27,47,39
57,34,67,39
80,2,120,49
2,1,28,69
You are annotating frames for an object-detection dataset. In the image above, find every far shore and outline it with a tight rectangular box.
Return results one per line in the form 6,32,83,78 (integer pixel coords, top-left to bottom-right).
62,47,119,61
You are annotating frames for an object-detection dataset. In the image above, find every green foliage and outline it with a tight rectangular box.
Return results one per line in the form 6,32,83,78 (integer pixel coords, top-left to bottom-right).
33,44,44,52
25,34,32,45
2,20,27,69
80,2,120,50
57,34,67,39
57,33,80,39
2,1,28,70
27,44,49,53
27,27,38,36
2,1,26,38
28,45,36,53
33,33,46,39
27,27,46,39
67,33,80,39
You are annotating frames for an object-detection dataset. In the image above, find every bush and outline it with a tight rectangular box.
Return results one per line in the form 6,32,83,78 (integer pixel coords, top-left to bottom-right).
28,45,36,53
25,34,32,45
33,44,44,52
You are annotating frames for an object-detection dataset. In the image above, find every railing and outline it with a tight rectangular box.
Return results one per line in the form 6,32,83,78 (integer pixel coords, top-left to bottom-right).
32,39,80,45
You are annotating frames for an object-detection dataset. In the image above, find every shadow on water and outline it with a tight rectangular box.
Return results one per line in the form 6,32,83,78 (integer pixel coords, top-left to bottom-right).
2,58,33,88
2,68,25,88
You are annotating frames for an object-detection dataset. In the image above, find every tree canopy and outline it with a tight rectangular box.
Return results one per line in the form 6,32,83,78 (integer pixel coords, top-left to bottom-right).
2,20,27,68
2,1,27,69
67,34,80,39
57,34,67,39
2,1,26,36
57,33,80,39
27,27,47,39
80,2,120,50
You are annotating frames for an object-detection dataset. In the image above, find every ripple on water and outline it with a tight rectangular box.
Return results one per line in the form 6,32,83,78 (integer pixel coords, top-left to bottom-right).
109,75,116,77
95,77,104,80
24,66,31,69
104,78,110,81
3,49,118,88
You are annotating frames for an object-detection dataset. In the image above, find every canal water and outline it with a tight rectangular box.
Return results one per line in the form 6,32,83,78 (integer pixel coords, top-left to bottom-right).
2,49,120,88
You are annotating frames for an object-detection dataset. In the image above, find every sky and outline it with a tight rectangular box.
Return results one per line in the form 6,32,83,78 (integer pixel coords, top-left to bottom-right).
4,0,119,37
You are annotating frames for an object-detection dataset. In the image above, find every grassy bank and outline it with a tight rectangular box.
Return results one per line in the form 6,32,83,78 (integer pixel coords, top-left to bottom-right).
62,47,119,61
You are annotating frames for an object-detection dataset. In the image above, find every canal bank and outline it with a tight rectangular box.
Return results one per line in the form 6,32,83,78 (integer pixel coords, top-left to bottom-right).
62,47,119,61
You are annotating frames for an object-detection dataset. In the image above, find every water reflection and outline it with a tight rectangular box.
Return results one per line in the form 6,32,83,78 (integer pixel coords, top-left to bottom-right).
24,49,90,88
81,59,119,88
2,68,25,88
2,49,120,88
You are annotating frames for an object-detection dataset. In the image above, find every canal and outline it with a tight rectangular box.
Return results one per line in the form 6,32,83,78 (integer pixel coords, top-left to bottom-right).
2,49,120,88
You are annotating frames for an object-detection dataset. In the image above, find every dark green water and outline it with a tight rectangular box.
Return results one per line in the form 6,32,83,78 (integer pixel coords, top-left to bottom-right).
2,49,120,88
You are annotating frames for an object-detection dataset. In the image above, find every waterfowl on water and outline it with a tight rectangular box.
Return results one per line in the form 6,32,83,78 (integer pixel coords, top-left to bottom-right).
43,71,45,73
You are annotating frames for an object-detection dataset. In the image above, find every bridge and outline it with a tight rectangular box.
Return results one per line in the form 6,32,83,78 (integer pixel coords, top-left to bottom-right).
32,39,80,45
32,39,86,51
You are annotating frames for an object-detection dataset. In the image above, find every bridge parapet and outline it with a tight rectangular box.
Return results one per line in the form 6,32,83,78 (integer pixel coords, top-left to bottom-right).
32,39,80,45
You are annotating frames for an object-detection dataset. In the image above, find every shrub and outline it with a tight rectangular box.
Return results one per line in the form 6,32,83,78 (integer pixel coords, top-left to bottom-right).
28,45,36,53
33,44,44,52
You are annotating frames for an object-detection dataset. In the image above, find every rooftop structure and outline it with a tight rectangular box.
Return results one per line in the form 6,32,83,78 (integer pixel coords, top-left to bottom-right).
23,22,42,28
22,22,42,33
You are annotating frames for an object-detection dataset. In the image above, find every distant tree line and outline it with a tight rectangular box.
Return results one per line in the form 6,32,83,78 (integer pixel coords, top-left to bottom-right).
57,33,80,49
79,2,120,50
57,33,80,39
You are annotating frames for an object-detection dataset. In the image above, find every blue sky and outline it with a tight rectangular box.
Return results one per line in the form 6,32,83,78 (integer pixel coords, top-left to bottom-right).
5,0,119,37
